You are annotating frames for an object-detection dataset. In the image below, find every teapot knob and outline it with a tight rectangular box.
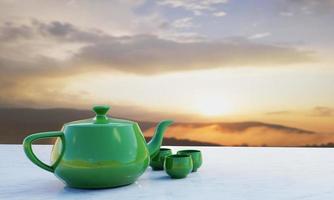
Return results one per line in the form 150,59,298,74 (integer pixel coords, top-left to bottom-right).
93,105,110,116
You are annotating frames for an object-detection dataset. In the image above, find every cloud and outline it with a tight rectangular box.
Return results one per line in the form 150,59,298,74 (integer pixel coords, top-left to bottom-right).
248,32,271,39
213,11,227,17
75,35,314,75
0,20,317,108
158,0,228,15
171,17,195,29
279,12,294,17
158,31,206,42
0,22,34,41
265,107,334,118
312,106,334,117
0,0,156,36
265,111,291,115
0,20,315,77
279,0,334,15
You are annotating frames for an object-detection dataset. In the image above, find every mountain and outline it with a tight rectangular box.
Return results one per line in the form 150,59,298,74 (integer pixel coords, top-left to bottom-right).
0,107,331,146
0,107,216,145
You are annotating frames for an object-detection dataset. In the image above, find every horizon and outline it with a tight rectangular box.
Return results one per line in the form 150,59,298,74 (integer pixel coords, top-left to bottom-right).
2,106,334,147
0,106,326,133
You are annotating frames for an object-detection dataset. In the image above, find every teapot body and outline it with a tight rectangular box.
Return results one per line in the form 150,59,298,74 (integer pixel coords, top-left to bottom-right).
51,123,149,188
23,105,173,189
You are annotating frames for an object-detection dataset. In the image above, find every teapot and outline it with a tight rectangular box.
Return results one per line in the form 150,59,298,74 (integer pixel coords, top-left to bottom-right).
23,105,173,189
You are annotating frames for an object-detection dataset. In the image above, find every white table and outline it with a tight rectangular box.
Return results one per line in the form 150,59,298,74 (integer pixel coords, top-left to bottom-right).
1,145,334,200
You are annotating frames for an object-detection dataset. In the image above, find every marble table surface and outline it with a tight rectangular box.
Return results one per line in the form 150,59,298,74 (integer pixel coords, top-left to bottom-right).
1,145,334,200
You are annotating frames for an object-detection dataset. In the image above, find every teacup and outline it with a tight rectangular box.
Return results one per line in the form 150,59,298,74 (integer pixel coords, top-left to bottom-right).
177,150,202,172
164,154,193,179
150,148,172,170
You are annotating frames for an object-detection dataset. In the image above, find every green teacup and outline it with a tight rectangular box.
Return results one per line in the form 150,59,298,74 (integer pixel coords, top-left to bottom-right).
150,148,172,170
177,150,202,172
164,154,193,179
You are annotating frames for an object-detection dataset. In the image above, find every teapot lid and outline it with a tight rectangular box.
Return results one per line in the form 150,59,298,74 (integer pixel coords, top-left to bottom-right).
65,105,135,127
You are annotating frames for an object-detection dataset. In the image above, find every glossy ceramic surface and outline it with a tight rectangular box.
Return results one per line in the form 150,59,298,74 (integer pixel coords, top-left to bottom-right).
164,154,193,179
150,148,172,170
23,105,173,189
177,150,202,172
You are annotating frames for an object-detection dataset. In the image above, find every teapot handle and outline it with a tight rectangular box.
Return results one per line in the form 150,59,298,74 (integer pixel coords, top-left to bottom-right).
23,131,65,173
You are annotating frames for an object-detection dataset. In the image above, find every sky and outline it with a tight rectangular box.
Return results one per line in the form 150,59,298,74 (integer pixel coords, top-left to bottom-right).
0,0,333,133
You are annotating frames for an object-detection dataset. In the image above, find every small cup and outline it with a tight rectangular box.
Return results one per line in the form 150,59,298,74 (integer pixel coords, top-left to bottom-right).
150,148,172,170
164,154,193,179
177,150,202,172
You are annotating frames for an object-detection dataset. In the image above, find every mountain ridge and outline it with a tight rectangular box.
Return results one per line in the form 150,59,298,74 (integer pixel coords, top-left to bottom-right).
0,107,319,146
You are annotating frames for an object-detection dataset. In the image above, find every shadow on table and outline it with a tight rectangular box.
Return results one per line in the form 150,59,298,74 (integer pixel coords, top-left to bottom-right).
57,187,106,198
56,181,144,198
150,175,171,180
3,179,131,199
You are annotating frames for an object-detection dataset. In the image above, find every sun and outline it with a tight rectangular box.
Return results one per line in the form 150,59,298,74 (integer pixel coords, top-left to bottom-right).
193,97,231,116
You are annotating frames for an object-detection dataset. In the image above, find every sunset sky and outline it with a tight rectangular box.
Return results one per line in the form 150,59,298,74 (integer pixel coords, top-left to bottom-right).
0,0,333,133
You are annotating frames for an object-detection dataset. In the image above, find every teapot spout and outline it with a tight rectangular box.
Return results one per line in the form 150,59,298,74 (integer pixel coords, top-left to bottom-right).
147,120,173,157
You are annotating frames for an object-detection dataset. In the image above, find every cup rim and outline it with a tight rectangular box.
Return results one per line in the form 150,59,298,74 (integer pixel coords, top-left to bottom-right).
178,150,201,154
166,154,191,159
160,148,172,151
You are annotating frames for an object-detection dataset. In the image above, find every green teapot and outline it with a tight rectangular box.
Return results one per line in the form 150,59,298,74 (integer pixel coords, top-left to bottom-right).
23,105,173,189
